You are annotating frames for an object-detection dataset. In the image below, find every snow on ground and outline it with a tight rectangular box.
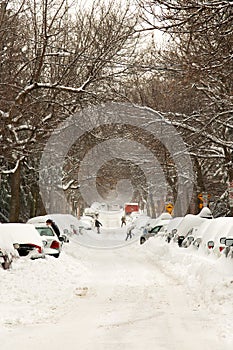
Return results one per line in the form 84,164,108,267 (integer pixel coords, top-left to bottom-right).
0,213,233,350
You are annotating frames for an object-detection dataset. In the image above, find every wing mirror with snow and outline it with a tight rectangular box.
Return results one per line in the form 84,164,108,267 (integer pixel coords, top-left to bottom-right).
225,238,233,247
220,237,226,245
207,240,214,249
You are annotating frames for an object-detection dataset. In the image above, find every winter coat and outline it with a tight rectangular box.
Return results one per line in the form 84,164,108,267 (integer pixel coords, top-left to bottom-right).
51,222,61,237
95,220,102,228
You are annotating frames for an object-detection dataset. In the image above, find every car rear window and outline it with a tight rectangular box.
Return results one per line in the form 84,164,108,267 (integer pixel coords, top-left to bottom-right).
36,227,55,237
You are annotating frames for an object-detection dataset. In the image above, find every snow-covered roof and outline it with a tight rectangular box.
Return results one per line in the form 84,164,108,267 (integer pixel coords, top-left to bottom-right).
0,223,43,248
176,214,207,237
193,217,233,244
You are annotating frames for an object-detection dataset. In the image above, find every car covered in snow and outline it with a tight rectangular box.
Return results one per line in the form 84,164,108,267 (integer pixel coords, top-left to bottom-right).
173,208,212,247
217,219,233,258
165,216,183,243
79,216,94,230
139,213,172,244
192,217,233,257
0,225,19,269
27,214,81,241
0,223,44,260
33,223,63,258
140,223,169,244
181,226,199,248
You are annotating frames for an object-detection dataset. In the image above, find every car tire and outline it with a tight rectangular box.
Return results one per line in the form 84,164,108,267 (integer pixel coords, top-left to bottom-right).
53,253,60,258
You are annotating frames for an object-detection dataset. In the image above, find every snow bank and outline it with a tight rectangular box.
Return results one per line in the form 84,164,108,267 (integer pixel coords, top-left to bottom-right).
0,247,88,328
143,237,233,343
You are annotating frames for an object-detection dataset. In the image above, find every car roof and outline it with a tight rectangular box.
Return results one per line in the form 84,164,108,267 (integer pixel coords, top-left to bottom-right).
0,223,43,246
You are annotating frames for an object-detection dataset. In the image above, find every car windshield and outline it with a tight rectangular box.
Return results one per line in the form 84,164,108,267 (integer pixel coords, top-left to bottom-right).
150,226,162,234
36,227,55,237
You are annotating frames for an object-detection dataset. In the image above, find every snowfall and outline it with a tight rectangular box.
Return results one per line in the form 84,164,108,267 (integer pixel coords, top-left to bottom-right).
1,210,233,350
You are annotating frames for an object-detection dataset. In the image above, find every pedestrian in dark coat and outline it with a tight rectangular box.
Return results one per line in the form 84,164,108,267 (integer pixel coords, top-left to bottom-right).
121,216,126,227
125,225,134,241
95,219,102,234
46,219,61,237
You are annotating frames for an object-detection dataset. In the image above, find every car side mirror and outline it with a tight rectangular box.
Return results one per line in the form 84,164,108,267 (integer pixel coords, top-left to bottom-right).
207,240,214,249
13,243,20,250
59,236,65,242
225,238,233,247
220,237,226,244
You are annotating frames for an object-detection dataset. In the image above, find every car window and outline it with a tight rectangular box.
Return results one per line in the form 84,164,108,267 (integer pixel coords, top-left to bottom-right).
150,226,162,234
36,227,55,237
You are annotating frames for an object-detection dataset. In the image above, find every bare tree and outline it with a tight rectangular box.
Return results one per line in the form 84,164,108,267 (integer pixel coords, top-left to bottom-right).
132,0,233,214
0,0,139,221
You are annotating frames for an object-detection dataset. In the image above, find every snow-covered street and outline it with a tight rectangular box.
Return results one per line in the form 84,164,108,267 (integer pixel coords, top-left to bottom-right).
1,227,233,350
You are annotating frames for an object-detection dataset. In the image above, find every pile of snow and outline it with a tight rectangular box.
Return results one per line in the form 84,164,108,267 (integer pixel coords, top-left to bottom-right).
197,207,213,219
0,248,88,328
142,237,233,343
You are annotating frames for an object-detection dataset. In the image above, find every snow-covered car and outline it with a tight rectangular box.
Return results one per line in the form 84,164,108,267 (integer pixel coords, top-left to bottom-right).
34,223,63,258
79,216,94,229
165,217,183,243
195,217,233,257
181,227,199,248
0,227,19,269
27,214,82,241
0,223,44,259
220,220,233,258
225,237,233,258
173,211,211,246
140,222,169,244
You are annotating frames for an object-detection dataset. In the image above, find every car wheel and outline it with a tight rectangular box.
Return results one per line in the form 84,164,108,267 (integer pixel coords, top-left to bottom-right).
140,237,146,245
53,253,60,258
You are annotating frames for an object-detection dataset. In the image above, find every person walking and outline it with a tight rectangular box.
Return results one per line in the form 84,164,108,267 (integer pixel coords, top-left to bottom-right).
121,216,126,227
125,225,134,241
95,218,102,234
46,219,61,237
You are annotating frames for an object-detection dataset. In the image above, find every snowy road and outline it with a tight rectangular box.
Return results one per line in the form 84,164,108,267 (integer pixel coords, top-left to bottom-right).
1,235,231,350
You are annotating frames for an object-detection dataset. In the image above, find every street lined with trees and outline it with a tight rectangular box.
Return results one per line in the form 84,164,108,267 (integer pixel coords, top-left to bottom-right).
0,0,232,221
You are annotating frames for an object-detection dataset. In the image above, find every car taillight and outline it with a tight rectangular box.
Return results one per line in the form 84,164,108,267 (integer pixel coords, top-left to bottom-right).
219,246,224,252
50,241,60,249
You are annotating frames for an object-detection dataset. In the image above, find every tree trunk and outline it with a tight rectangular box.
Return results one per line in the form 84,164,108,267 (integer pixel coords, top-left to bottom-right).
9,162,21,222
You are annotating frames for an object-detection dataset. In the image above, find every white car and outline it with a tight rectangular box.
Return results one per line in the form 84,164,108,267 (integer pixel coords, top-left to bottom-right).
33,223,63,258
165,217,183,242
174,213,211,246
140,221,170,244
0,223,44,260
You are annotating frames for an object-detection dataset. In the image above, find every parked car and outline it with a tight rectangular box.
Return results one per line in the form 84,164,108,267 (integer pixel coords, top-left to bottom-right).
27,214,78,241
140,219,170,245
0,228,19,269
0,223,44,260
225,237,233,258
219,220,233,258
181,227,198,248
196,217,233,257
173,213,210,247
79,216,94,230
165,217,183,243
0,249,14,269
33,223,63,258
